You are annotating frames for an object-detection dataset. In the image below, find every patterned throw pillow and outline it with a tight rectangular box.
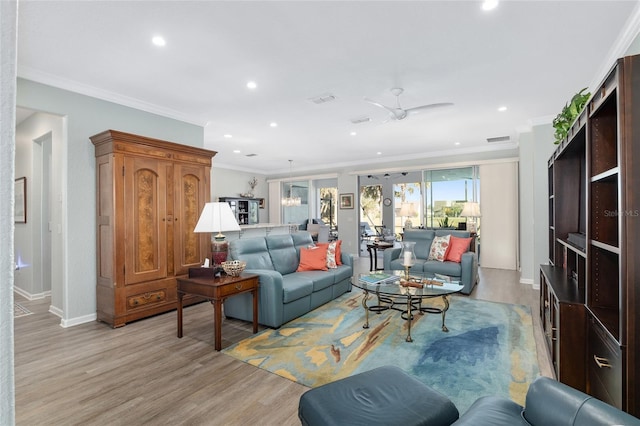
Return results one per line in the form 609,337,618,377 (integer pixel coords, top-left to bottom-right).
428,235,451,262
326,241,338,269
316,241,340,269
316,240,342,269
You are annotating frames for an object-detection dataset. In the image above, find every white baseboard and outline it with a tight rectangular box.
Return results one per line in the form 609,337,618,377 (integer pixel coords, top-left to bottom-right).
14,287,51,300
519,277,540,290
60,313,97,328
49,305,63,318
13,288,95,327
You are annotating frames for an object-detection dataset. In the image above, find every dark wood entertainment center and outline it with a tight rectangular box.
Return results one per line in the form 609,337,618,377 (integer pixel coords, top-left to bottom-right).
541,54,640,416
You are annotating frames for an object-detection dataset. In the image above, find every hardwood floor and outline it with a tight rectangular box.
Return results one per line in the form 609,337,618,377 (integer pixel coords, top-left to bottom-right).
14,257,552,425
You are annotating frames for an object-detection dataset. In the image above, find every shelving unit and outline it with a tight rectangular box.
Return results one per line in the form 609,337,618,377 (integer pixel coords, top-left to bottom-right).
219,197,259,225
541,54,640,416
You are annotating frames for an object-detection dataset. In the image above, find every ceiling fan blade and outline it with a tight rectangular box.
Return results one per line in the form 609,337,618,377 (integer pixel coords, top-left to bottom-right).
363,97,396,116
405,102,454,115
364,97,409,120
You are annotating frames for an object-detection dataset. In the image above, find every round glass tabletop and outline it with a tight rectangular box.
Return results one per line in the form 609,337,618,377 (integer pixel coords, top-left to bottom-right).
355,270,463,298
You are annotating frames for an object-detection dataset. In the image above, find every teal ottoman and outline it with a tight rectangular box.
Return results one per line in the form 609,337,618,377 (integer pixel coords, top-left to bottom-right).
298,365,459,426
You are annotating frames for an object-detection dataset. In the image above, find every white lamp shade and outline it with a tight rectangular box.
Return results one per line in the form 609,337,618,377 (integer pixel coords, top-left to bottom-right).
194,202,241,233
398,202,417,217
460,202,481,218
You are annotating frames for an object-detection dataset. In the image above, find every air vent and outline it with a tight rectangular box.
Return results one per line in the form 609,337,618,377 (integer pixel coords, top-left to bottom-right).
350,116,371,124
245,153,257,157
308,93,337,104
487,136,510,143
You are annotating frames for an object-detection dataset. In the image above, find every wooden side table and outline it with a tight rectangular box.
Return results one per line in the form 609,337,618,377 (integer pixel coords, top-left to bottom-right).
176,273,259,351
366,241,395,271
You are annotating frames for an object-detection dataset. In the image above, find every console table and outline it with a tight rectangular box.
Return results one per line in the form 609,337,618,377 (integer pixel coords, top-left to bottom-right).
176,273,259,351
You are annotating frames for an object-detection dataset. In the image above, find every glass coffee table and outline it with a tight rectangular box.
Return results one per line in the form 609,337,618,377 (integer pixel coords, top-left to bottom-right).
355,271,464,342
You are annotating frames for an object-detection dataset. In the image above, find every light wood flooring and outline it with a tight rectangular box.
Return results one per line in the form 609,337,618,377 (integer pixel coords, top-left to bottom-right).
14,257,553,425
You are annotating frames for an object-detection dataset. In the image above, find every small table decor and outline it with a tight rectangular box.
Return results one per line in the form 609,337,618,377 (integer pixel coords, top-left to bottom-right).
221,260,246,276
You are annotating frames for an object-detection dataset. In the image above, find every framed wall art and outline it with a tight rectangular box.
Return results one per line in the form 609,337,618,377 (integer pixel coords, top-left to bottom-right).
15,177,26,223
339,193,354,209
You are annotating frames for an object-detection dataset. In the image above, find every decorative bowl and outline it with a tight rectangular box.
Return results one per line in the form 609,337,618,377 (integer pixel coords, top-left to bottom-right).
221,260,246,277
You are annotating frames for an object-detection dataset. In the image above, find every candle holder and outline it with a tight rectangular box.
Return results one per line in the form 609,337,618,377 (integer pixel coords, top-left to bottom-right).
403,264,411,281
400,241,416,280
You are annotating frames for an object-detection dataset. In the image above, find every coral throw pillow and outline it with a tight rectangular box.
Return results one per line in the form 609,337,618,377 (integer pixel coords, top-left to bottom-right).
297,246,328,271
445,236,473,263
428,235,451,262
316,240,343,268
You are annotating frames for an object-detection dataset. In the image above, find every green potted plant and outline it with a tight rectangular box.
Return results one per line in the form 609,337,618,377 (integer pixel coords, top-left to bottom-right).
438,216,451,228
552,88,590,144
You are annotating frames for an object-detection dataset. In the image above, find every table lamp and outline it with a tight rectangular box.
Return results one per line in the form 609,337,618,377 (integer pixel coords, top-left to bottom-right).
194,202,241,266
399,202,417,229
460,202,481,233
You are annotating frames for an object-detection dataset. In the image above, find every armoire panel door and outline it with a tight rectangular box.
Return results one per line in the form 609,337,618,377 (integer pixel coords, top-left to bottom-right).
173,163,209,275
124,156,169,285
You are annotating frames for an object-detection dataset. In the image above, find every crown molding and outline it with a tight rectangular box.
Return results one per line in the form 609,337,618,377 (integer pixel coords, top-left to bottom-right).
212,162,272,175
213,141,518,177
350,157,520,176
589,1,640,91
18,65,207,127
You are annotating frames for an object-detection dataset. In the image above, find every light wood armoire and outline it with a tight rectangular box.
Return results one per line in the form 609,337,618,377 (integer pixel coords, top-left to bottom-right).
90,130,216,327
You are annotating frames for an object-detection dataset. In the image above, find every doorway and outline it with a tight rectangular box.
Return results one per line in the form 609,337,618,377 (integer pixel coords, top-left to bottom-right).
14,109,65,318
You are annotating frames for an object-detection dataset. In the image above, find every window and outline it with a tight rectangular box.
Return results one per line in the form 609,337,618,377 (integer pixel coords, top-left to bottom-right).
318,187,337,229
360,184,382,230
423,166,479,229
393,182,421,235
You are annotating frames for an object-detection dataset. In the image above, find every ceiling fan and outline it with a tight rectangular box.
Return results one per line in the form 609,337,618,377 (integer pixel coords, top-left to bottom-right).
364,88,453,121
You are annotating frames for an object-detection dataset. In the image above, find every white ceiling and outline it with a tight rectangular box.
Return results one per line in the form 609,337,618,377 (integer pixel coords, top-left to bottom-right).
16,1,640,175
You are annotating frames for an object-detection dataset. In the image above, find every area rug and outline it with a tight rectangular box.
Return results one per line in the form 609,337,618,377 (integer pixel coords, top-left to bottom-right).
14,302,33,318
223,292,540,413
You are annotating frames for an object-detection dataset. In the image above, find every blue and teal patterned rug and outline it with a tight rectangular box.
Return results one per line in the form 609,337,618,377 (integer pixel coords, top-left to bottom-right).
223,292,540,413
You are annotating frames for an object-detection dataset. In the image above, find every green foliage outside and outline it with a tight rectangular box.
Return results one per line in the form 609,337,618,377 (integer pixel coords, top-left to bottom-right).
319,187,337,229
361,185,382,227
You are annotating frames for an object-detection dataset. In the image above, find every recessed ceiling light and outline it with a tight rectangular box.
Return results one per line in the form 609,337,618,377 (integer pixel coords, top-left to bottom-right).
498,106,507,112
482,0,499,11
233,150,241,154
350,131,357,136
152,36,166,47
247,81,257,89
377,152,382,155
223,134,232,138
455,142,461,146
270,122,278,128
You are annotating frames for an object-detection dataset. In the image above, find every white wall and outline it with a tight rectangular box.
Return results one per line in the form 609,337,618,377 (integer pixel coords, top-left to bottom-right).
533,124,556,285
17,78,204,326
1,0,17,422
337,173,359,256
518,131,535,284
479,161,519,270
518,123,556,288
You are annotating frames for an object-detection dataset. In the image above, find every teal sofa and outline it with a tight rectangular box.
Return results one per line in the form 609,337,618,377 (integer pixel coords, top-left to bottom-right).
383,229,478,294
224,232,353,328
299,367,640,426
